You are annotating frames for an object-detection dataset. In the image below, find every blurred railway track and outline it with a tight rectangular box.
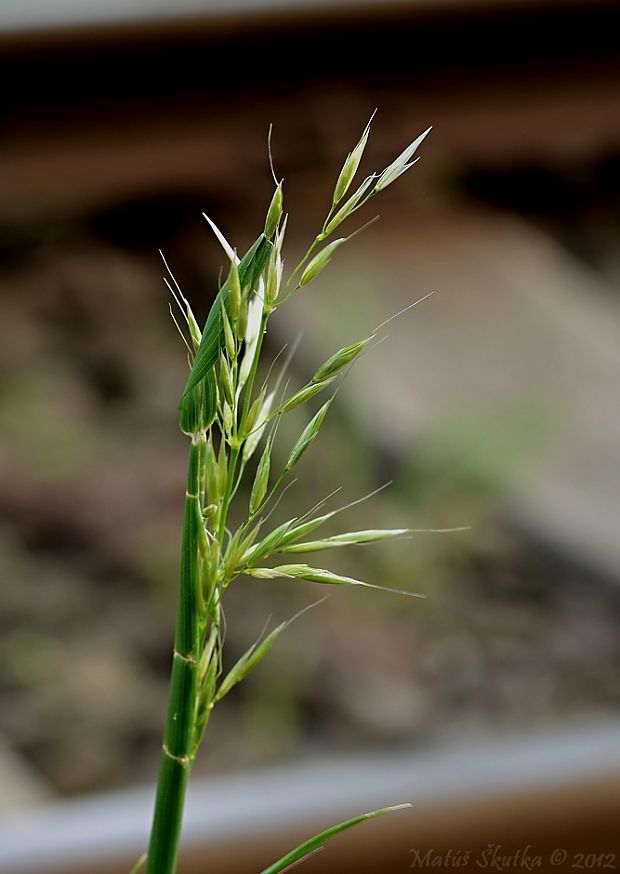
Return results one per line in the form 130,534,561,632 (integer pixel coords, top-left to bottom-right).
0,0,618,217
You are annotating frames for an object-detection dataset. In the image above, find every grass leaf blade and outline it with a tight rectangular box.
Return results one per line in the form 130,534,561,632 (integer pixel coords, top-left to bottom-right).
259,804,411,874
181,234,271,405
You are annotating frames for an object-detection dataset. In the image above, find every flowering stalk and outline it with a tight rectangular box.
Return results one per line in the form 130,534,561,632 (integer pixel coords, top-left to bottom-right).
143,118,459,874
145,436,201,874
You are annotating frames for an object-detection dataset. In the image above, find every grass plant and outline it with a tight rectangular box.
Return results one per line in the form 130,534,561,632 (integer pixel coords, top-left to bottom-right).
144,117,442,874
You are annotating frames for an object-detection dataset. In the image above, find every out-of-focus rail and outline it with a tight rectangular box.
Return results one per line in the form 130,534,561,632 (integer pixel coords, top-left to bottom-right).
1,720,619,874
0,0,618,217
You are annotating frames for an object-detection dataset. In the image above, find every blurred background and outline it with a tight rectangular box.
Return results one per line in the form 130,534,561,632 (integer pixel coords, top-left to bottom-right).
1,1,620,872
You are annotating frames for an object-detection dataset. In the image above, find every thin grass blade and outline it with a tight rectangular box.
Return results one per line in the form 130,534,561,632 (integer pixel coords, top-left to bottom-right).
259,804,411,874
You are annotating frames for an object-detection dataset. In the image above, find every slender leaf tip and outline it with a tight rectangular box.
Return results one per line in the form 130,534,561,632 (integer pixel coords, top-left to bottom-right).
259,802,411,874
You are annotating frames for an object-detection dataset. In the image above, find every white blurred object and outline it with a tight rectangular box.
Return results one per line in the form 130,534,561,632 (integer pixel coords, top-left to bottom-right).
0,719,619,873
0,0,416,35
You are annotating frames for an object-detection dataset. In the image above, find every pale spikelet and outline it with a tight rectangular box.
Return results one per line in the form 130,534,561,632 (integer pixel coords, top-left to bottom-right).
219,353,235,407
278,528,410,554
202,213,238,263
375,126,431,192
215,598,322,702
324,174,376,236
239,293,264,388
245,567,281,579
280,526,469,554
332,111,375,205
243,385,266,437
222,401,234,436
186,303,202,352
228,260,241,321
280,378,335,413
249,440,271,516
274,214,288,256
215,625,282,700
285,399,333,471
299,239,346,287
233,525,263,575
237,293,249,340
223,526,247,580
264,182,283,240
276,512,335,548
246,563,373,588
199,645,217,701
253,564,424,597
312,334,374,382
273,564,362,584
187,304,202,352
221,304,236,360
242,390,274,462
266,247,283,308
245,519,296,564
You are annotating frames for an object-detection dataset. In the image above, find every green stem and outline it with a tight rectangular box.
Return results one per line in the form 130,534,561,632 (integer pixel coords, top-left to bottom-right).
146,435,203,874
285,235,321,291
284,200,339,291
283,188,376,297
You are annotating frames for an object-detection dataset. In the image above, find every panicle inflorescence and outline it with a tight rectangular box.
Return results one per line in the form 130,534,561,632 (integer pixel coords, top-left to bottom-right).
164,116,446,722
147,115,471,874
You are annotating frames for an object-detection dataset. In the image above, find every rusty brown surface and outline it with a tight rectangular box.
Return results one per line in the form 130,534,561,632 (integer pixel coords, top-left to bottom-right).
0,0,619,218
